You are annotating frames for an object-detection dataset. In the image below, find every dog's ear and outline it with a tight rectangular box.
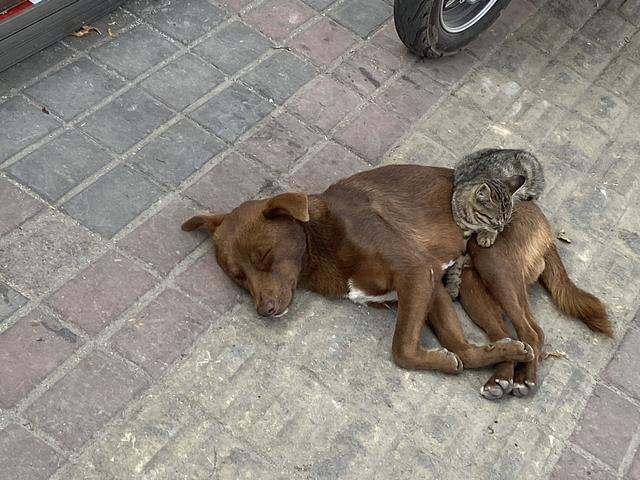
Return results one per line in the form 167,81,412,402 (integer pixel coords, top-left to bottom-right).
182,214,226,232
263,192,309,223
504,175,526,196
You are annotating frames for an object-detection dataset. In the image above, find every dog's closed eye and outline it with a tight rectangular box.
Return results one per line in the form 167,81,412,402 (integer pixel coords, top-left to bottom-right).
232,271,246,283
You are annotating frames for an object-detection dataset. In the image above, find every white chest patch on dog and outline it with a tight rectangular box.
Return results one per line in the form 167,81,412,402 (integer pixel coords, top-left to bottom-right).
441,259,456,270
346,279,398,305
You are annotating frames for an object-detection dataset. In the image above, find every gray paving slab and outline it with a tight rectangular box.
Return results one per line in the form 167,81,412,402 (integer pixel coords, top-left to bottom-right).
0,1,639,479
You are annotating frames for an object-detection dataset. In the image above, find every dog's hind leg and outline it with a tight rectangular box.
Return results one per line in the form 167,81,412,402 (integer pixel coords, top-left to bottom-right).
458,267,516,400
427,283,534,371
469,250,544,396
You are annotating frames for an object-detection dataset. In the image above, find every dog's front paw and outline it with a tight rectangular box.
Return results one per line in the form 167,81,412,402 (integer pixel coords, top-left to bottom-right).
476,230,497,247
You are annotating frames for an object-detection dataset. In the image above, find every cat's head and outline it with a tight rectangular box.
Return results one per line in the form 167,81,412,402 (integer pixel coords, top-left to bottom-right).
455,175,525,232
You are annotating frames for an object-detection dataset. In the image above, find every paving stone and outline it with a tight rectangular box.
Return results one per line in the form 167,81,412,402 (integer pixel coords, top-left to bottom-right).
140,54,225,111
237,112,320,172
0,176,43,237
413,50,476,87
603,327,640,400
90,24,179,79
63,165,165,238
579,7,636,50
541,113,610,170
453,66,522,119
111,288,211,377
24,351,148,450
334,103,408,163
531,59,591,108
570,384,640,469
0,42,73,88
415,95,490,157
143,0,226,44
573,84,630,135
556,34,616,81
128,119,225,187
375,70,445,122
243,0,316,41
595,56,640,97
328,0,392,38
593,142,640,199
471,123,536,152
498,0,538,31
189,82,274,142
65,7,137,51
120,197,208,275
0,424,63,480
175,248,241,312
80,88,174,154
619,0,640,26
0,281,27,322
384,131,458,167
289,17,358,67
333,44,403,95
0,307,81,408
47,251,156,335
499,89,566,146
185,152,272,211
7,130,113,202
137,419,285,479
491,37,550,85
370,22,413,61
303,0,335,10
550,448,616,480
556,177,626,241
621,30,640,66
546,0,598,29
577,244,640,330
286,141,370,191
465,19,512,60
216,0,252,12
24,58,124,120
193,21,272,75
286,75,363,132
516,9,575,54
0,96,61,162
242,50,317,104
0,211,102,296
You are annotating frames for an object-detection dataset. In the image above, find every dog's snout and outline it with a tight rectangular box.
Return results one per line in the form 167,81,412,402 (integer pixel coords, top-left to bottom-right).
258,298,278,317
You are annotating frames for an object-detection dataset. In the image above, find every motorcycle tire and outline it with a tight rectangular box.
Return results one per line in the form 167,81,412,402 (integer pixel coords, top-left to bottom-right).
394,0,512,58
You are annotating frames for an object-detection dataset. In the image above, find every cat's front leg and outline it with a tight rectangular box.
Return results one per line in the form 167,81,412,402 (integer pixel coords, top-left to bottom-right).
477,230,498,247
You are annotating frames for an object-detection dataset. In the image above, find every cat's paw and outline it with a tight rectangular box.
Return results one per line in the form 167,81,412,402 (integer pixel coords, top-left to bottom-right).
477,230,497,247
445,282,460,299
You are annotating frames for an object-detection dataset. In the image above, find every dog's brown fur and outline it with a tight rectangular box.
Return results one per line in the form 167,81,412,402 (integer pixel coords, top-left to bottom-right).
458,201,611,398
183,165,610,395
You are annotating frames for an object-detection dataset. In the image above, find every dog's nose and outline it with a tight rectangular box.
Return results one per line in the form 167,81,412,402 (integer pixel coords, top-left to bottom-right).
258,299,278,317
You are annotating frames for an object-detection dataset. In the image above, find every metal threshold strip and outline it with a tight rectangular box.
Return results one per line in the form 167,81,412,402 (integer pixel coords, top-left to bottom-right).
0,0,126,72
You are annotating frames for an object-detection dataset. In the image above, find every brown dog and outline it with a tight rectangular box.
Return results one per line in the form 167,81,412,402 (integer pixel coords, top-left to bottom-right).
182,165,609,394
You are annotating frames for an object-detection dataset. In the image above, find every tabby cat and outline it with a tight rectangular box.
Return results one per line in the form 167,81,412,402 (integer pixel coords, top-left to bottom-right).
451,148,544,248
445,148,545,299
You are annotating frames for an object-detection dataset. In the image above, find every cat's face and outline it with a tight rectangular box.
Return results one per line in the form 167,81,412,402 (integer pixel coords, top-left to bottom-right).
470,181,513,232
456,175,524,232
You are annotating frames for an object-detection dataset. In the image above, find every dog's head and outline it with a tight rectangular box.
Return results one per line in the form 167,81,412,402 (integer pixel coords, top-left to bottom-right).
182,192,309,317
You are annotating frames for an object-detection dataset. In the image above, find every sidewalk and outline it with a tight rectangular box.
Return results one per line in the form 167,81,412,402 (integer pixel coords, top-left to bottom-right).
1,0,640,478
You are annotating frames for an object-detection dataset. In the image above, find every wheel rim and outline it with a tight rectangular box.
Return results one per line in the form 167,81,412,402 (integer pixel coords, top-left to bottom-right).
440,0,500,34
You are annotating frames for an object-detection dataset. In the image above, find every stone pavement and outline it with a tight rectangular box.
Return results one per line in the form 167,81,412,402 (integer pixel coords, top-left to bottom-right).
1,0,639,477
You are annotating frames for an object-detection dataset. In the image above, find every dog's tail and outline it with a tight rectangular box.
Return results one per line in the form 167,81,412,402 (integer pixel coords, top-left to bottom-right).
539,243,612,336
181,214,224,233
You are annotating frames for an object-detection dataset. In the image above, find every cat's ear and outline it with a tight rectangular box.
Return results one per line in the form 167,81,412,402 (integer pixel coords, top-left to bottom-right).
504,175,526,196
475,183,491,201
